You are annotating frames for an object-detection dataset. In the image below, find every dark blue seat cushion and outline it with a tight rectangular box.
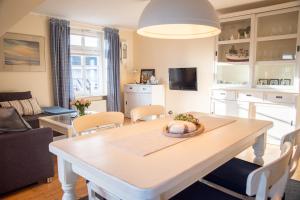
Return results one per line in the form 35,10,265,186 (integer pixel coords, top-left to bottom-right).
170,181,240,200
204,158,261,195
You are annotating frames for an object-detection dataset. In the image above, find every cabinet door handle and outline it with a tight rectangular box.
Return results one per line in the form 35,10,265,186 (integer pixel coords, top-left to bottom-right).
275,96,283,99
297,45,300,52
220,93,226,95
291,120,294,126
246,94,252,97
125,101,127,105
129,87,133,89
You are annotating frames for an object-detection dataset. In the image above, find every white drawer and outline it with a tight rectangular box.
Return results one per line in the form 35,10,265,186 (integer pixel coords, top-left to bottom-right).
212,90,236,100
138,85,152,93
264,93,296,104
124,85,139,92
238,91,263,102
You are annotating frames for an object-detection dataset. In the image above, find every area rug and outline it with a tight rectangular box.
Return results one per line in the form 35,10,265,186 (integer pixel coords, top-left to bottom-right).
79,179,300,200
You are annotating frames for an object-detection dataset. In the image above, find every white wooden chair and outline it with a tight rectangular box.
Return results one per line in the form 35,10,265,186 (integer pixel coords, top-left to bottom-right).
280,129,300,177
73,112,124,200
202,129,300,199
130,105,165,123
73,112,124,134
171,142,293,200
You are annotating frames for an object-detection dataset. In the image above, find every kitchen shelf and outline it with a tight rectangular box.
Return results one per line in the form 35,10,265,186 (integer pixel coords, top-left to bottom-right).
257,34,298,42
218,38,251,45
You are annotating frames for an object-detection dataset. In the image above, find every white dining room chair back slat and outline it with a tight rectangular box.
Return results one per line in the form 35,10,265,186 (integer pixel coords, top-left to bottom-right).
130,105,165,123
72,112,124,134
171,142,293,200
280,128,300,177
246,142,293,200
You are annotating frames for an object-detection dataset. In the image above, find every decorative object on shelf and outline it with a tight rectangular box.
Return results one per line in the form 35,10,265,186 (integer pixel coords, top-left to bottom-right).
137,0,220,39
163,113,204,138
0,32,45,72
149,75,159,84
230,34,234,40
238,26,250,39
269,79,280,85
226,45,249,62
70,99,91,116
258,79,268,85
140,69,155,84
280,79,291,86
282,53,294,60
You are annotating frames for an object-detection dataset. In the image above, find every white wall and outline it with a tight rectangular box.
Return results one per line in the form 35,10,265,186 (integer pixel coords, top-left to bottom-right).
134,34,215,114
0,14,53,106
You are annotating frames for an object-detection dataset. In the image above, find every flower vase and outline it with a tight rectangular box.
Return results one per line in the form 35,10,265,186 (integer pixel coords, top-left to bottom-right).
77,107,85,116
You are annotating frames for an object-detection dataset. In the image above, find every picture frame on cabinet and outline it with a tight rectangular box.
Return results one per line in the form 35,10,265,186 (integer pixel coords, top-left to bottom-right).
258,79,268,85
280,79,291,86
269,79,280,85
140,69,155,84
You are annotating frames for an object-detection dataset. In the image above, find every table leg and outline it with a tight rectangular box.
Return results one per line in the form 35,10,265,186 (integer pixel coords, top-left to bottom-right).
252,132,266,166
58,158,78,200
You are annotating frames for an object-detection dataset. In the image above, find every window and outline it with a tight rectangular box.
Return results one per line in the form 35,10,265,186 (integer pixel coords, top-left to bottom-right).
70,29,106,97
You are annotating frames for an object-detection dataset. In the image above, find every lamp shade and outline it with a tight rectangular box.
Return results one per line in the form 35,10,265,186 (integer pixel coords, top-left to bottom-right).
137,0,221,39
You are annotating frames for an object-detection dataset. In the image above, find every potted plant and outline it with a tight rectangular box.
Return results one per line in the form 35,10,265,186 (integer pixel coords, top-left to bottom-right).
70,99,91,116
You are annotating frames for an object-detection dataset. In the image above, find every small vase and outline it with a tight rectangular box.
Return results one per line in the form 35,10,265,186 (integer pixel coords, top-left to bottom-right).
77,107,85,116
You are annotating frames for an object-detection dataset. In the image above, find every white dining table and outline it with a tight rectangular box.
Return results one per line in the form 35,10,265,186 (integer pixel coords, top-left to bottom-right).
49,113,273,200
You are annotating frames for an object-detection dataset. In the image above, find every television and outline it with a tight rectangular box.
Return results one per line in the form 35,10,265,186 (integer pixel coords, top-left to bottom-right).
169,68,197,91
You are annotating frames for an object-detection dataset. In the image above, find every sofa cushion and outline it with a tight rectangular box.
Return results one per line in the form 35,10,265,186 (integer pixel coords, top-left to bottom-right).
19,98,42,115
0,100,24,115
0,91,32,102
0,107,32,133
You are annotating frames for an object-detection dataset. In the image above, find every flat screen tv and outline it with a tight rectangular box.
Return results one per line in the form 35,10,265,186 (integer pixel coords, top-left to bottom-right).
169,68,197,91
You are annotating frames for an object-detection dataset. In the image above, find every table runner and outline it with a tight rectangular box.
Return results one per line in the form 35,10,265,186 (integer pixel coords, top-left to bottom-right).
110,116,236,156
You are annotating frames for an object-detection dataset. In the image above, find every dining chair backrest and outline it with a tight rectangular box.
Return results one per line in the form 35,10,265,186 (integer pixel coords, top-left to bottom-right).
280,128,300,177
246,142,293,200
130,105,165,123
73,112,124,133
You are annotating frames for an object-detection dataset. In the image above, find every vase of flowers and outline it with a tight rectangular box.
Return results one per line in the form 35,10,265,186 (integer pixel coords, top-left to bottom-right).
71,99,91,116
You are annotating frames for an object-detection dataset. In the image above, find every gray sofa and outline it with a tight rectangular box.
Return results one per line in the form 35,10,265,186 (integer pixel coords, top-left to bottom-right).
0,91,54,194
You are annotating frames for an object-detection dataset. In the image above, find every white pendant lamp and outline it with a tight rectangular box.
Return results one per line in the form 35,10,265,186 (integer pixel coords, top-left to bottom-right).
137,0,221,39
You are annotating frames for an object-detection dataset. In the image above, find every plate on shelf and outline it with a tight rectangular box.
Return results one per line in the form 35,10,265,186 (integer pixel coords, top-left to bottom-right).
163,124,205,138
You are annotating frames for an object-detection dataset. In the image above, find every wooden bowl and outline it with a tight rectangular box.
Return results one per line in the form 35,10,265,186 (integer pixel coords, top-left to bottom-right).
163,123,205,138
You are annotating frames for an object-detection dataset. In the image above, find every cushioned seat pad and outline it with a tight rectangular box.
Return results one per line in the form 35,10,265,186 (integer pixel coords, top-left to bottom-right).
204,158,261,195
170,181,240,200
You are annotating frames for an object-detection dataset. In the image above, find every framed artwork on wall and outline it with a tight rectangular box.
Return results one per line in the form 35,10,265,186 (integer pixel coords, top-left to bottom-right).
0,32,45,72
140,69,155,84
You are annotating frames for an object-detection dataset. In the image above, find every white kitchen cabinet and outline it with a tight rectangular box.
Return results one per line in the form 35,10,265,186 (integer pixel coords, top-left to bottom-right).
211,89,300,145
124,84,165,118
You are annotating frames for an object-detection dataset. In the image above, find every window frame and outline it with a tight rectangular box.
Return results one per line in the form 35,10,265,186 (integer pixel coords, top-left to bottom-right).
70,28,106,98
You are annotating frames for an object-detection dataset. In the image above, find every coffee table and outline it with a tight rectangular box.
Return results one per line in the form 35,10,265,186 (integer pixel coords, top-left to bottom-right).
39,113,77,140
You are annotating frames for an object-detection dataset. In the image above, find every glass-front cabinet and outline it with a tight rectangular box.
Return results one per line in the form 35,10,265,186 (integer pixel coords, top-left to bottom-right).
215,7,300,91
216,16,252,86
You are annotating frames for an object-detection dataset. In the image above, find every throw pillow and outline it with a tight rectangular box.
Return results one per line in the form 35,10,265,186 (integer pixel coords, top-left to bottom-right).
0,107,32,133
0,100,24,115
19,98,42,115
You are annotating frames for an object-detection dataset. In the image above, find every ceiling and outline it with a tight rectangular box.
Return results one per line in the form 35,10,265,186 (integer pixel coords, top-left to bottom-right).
33,0,287,28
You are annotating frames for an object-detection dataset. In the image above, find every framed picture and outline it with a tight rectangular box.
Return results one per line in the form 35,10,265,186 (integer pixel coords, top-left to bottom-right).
269,79,280,85
140,69,155,84
258,79,268,85
120,40,127,63
0,32,45,72
281,79,291,85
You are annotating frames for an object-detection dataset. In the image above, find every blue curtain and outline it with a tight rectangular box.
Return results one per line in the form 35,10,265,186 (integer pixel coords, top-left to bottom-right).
104,27,121,112
49,18,73,108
